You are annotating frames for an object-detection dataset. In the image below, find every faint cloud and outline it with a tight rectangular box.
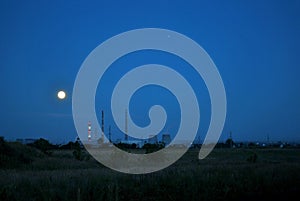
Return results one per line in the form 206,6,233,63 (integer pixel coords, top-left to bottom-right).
47,113,72,118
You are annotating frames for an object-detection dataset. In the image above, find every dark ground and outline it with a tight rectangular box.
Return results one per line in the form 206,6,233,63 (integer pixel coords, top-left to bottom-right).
1,140,300,201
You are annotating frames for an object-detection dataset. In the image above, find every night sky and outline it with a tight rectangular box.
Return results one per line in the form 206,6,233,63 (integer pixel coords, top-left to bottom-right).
0,0,299,144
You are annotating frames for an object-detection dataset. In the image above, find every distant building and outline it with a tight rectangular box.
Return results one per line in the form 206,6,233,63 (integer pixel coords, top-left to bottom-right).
17,138,38,144
120,140,144,148
148,135,158,144
162,134,171,145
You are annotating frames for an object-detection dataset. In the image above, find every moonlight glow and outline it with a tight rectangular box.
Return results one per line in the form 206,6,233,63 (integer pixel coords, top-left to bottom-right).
57,90,66,99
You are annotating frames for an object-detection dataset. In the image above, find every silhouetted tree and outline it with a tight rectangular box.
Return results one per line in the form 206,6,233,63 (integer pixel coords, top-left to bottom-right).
0,136,13,157
0,137,32,167
28,138,56,155
225,138,234,148
142,143,165,153
60,141,80,150
130,143,137,149
72,141,83,160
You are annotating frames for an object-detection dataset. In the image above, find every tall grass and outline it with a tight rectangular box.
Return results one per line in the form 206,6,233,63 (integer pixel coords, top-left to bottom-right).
1,142,300,201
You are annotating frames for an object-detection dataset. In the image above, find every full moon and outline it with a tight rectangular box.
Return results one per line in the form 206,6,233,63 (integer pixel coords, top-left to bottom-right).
57,90,66,99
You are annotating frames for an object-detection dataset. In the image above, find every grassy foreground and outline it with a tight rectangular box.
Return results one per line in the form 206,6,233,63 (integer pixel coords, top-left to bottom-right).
1,141,300,201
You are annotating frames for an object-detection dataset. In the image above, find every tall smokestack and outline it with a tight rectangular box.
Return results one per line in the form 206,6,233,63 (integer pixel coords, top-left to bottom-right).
101,110,104,142
101,110,104,134
125,109,128,141
109,125,112,143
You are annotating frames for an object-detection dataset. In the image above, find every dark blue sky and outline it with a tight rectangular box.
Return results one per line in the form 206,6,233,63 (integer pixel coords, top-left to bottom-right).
0,0,299,144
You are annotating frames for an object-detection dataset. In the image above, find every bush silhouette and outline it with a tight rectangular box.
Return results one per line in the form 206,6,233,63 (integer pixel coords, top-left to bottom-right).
28,138,57,155
0,136,36,168
72,141,83,160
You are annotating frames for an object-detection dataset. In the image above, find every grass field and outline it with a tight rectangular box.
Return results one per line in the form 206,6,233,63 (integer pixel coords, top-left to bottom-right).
1,141,300,201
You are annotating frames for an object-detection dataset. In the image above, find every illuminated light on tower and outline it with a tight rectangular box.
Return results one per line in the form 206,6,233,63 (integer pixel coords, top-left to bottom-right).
88,121,92,141
125,109,128,141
